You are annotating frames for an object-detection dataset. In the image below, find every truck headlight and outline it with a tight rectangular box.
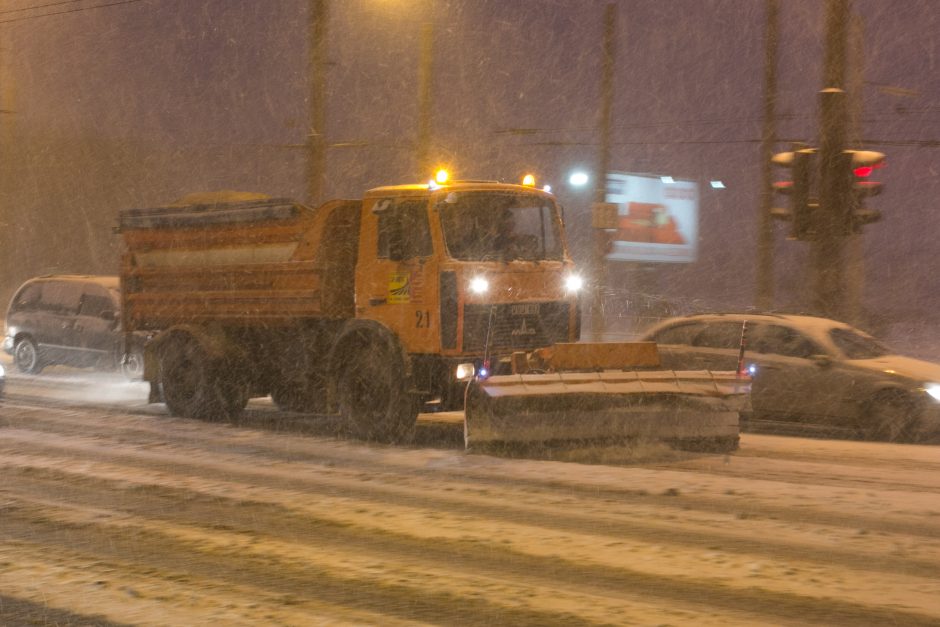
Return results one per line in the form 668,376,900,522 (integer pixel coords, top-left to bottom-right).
926,383,940,402
565,274,584,292
469,277,489,294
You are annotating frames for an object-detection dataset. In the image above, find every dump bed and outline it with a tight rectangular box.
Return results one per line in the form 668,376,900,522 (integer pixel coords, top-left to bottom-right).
118,193,361,331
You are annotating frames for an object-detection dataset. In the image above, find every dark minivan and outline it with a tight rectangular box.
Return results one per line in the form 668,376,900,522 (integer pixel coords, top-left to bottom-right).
3,275,144,378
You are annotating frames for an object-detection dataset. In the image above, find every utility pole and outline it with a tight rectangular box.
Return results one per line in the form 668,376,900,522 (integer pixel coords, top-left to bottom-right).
308,0,328,207
415,19,434,176
756,0,779,311
0,27,13,303
590,3,616,340
813,0,850,320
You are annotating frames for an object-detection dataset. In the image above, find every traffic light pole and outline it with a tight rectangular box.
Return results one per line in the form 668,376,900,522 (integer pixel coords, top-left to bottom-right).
756,0,779,311
812,0,850,320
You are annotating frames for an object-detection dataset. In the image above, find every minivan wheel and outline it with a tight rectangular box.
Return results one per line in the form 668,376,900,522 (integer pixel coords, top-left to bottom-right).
121,346,145,380
14,338,43,374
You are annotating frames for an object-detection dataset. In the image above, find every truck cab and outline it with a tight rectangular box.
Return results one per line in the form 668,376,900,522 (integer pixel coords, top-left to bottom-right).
353,182,582,407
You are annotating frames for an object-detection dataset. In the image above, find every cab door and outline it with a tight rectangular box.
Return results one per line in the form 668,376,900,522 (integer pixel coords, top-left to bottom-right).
356,196,440,353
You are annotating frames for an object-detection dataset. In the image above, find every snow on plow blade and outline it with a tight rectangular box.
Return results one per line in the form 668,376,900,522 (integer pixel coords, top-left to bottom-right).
463,343,750,452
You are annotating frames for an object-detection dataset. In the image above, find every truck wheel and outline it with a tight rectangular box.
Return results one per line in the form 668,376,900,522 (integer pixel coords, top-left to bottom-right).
862,389,918,442
335,334,417,442
159,337,248,422
14,337,44,374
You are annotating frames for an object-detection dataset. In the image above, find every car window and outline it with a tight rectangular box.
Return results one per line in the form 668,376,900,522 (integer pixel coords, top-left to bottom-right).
10,283,42,313
693,321,746,349
39,281,83,314
751,324,819,358
79,285,115,317
649,322,706,345
829,327,889,359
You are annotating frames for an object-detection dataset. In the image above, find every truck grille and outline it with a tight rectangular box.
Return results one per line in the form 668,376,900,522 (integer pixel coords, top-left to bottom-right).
462,302,570,352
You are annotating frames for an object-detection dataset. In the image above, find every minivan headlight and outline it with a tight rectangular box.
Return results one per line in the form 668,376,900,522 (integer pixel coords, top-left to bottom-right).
925,383,940,402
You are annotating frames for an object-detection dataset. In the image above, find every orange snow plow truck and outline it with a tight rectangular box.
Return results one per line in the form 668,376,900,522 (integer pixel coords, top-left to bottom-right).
117,182,748,449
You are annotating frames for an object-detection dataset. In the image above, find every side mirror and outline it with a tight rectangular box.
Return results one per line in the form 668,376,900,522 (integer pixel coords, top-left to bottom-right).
100,310,116,321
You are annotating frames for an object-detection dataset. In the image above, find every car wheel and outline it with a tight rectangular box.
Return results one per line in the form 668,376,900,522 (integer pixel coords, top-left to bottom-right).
121,346,145,380
862,389,918,442
14,337,43,374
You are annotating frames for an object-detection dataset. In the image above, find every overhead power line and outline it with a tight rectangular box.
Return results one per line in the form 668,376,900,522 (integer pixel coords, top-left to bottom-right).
0,0,86,15
0,0,150,25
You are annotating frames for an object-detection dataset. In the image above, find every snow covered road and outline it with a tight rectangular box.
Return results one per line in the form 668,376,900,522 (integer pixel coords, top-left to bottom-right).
1,376,939,625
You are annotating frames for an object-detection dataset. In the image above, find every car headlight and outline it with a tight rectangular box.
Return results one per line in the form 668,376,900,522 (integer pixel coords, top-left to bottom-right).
565,274,584,293
469,277,489,294
925,383,940,402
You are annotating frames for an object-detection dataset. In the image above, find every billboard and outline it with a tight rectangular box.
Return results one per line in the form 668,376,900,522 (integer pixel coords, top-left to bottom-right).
603,172,699,263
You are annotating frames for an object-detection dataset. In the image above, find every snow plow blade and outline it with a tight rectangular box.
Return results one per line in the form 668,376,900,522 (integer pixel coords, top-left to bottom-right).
464,342,750,452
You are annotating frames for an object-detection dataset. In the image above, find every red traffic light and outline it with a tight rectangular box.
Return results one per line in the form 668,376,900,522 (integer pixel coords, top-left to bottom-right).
848,150,885,175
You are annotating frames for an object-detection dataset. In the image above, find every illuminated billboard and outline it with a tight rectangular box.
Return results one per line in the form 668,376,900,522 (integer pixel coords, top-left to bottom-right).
604,172,699,263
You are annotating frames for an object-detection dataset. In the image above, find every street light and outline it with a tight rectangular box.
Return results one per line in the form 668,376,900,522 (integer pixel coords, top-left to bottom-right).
569,171,590,187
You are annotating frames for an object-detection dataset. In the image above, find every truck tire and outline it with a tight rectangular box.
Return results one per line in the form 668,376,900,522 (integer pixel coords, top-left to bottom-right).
159,335,248,422
334,328,417,442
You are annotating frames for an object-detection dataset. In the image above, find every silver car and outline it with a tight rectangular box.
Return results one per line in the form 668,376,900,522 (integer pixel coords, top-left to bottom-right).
641,313,940,442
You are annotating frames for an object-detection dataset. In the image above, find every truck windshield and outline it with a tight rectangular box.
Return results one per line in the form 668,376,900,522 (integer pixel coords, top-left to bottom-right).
438,191,564,261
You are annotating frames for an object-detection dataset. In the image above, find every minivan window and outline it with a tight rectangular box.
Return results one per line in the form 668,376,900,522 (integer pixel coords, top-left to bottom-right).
40,281,83,314
11,283,42,312
79,286,115,318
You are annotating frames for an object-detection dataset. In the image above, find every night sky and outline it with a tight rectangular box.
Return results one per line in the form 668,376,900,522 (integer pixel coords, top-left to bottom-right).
0,0,937,333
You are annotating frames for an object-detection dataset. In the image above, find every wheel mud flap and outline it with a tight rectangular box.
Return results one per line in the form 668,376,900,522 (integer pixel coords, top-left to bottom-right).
464,370,749,449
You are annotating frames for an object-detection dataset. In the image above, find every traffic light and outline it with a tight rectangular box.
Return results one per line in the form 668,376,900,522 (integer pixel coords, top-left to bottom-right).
771,146,816,240
843,149,886,233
